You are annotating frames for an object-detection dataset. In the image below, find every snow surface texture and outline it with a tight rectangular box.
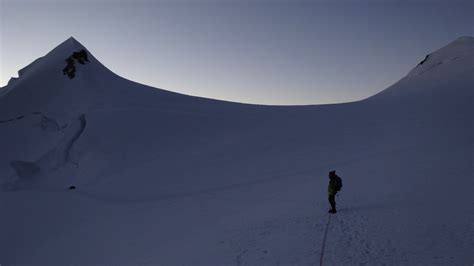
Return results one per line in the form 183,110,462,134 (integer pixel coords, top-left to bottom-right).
0,37,472,265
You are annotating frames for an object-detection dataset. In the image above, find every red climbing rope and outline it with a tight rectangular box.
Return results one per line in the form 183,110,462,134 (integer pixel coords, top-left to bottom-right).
319,214,332,266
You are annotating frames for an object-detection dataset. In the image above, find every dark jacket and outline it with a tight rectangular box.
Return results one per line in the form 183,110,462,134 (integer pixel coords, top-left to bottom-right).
328,177,338,196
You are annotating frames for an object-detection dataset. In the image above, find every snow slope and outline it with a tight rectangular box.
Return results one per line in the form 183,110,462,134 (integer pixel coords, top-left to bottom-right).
0,36,472,265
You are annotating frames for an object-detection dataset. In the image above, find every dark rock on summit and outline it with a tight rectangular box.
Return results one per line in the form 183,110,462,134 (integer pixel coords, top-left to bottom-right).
419,54,430,65
62,49,89,79
72,49,89,65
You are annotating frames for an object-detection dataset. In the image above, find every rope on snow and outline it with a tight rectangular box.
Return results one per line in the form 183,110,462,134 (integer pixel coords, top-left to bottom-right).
319,214,332,266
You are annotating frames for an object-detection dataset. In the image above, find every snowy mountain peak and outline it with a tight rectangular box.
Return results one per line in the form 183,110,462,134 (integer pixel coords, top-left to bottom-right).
43,37,92,67
367,36,474,102
65,36,81,44
452,35,474,44
406,36,474,77
3,37,105,92
55,37,88,54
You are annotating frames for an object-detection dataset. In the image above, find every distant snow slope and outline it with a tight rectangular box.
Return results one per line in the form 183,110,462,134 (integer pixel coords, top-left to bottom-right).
0,37,472,265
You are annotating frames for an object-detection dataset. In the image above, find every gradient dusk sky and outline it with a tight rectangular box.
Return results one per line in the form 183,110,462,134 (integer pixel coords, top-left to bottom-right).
1,0,473,105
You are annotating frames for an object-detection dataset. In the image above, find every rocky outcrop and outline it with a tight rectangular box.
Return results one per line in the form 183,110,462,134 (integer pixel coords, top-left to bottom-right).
418,54,430,65
62,49,89,79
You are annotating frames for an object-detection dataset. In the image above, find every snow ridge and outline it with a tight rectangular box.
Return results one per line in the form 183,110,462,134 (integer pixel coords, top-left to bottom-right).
407,36,474,77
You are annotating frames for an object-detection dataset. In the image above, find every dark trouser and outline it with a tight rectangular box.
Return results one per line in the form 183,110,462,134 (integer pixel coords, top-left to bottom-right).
328,195,336,211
